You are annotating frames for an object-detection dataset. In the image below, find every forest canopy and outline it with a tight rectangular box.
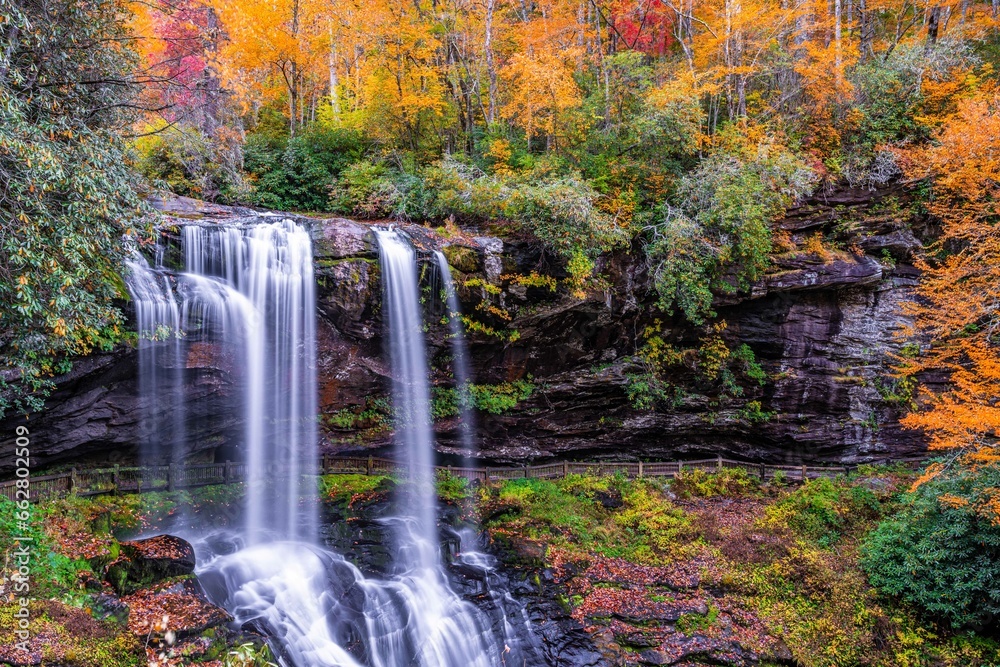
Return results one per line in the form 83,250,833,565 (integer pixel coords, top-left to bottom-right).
122,0,1000,323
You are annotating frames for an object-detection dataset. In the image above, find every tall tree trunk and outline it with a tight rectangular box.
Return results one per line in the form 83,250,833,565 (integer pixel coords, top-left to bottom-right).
288,63,297,137
835,0,843,72
290,0,300,134
329,35,341,118
925,5,941,53
485,0,497,124
859,0,874,62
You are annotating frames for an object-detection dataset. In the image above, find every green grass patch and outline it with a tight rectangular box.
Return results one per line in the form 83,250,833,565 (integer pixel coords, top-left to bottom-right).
320,474,392,506
671,466,761,499
481,475,696,564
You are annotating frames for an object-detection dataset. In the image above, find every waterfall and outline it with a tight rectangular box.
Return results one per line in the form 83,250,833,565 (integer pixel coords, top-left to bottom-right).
182,221,319,543
127,219,318,542
196,227,539,667
434,250,477,458
375,228,439,570
126,256,184,469
131,219,541,667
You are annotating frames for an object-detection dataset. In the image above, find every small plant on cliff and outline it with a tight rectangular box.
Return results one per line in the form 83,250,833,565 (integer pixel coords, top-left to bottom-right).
645,132,815,324
626,321,768,412
676,604,720,634
467,379,535,414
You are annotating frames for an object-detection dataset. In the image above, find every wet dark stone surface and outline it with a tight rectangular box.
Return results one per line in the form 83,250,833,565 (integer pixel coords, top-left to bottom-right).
0,186,930,475
318,486,610,667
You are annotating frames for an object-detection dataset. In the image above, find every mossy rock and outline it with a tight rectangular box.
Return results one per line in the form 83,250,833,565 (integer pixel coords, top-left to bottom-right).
443,244,481,273
103,534,196,596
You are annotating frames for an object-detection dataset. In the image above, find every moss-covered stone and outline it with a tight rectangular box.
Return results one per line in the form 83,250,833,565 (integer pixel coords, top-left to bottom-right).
442,244,481,273
103,534,195,596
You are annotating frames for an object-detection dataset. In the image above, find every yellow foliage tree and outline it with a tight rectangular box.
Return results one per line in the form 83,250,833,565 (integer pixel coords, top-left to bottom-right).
896,90,1000,463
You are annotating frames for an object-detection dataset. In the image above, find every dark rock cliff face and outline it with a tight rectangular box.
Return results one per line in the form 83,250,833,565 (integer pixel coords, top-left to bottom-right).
0,189,927,473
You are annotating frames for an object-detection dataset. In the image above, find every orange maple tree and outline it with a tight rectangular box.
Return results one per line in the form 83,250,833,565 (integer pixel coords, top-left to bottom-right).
896,88,1000,466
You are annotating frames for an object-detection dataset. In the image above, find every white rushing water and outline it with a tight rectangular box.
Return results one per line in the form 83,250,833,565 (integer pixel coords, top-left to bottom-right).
181,221,319,543
130,220,539,667
376,228,439,571
434,251,477,459
127,220,318,541
127,255,184,469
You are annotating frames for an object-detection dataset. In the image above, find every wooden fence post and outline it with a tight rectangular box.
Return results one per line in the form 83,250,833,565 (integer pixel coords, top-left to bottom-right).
113,465,120,496
167,466,175,492
69,467,77,494
801,464,808,481
717,454,723,471
225,461,232,484
367,456,373,476
759,463,766,481
638,461,644,478
563,460,569,478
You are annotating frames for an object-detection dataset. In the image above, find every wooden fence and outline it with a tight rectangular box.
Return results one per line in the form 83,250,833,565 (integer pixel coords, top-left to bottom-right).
0,455,926,504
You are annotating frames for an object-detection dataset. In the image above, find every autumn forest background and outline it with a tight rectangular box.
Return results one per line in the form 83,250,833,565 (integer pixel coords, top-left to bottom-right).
6,0,1000,662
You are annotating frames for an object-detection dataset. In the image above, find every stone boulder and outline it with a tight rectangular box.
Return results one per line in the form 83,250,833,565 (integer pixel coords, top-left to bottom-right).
103,534,196,595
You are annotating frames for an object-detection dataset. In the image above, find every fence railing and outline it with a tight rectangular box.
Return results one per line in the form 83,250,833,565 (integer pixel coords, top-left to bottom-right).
0,455,927,504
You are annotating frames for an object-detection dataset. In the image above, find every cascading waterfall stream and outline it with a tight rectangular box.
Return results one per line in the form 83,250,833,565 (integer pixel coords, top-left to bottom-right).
434,251,477,459
129,218,539,667
127,255,183,470
376,229,439,572
179,221,319,542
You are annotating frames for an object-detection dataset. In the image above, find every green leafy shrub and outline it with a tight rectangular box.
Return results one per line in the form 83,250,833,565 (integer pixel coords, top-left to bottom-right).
320,474,391,506
436,469,471,503
1,0,150,416
671,466,761,499
767,477,881,547
612,482,694,561
245,124,364,211
431,387,461,419
325,396,393,432
646,139,815,323
467,379,534,414
837,41,975,188
135,122,244,202
331,157,631,270
329,159,416,218
626,321,768,412
861,464,1000,629
225,641,277,667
